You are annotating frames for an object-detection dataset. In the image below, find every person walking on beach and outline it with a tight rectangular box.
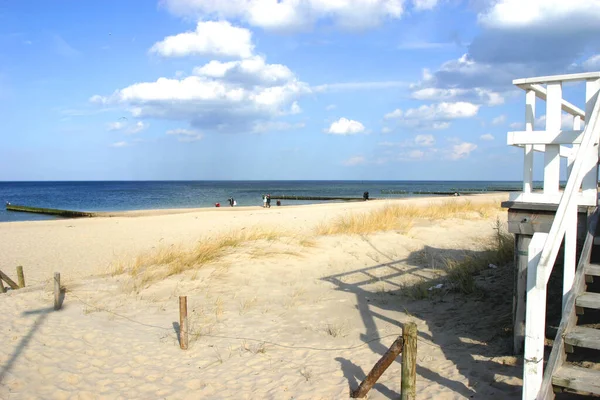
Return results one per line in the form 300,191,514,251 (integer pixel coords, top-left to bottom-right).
262,195,267,208
266,194,271,208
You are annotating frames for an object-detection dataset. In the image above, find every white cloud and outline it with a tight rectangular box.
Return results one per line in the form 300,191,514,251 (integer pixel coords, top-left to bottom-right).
167,128,204,142
384,102,478,131
150,21,254,59
326,117,366,135
342,156,366,166
162,0,407,31
382,127,392,133
91,54,309,133
480,133,494,141
415,134,435,146
127,121,149,134
326,104,337,111
412,0,438,11
193,55,294,86
289,101,302,115
107,121,125,131
471,1,600,66
110,141,128,148
491,114,506,126
583,54,600,71
448,142,477,160
386,102,480,121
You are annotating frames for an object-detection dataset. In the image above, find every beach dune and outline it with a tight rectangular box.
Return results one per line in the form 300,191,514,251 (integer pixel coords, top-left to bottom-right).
0,193,522,399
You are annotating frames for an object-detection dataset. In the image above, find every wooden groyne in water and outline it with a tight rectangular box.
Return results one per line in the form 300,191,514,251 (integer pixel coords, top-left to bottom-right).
5,204,95,218
269,195,368,201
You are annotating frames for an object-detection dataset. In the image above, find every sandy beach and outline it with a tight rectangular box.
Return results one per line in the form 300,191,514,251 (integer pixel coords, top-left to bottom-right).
0,193,523,399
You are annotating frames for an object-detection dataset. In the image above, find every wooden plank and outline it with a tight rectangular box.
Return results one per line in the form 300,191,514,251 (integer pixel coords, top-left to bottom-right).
514,72,600,85
516,84,586,121
565,326,600,350
582,78,600,201
575,292,600,310
524,89,535,193
401,323,417,400
523,233,547,399
552,365,600,395
501,201,591,213
564,204,577,311
179,296,188,350
351,335,404,398
536,207,599,400
507,192,598,207
507,130,584,146
0,270,19,290
567,116,581,178
54,272,61,310
585,263,600,276
544,82,562,196
513,235,530,354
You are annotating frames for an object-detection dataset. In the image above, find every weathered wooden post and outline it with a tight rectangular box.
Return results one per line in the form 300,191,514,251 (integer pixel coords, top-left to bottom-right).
54,272,61,310
351,335,404,398
179,296,188,350
401,322,417,400
16,266,25,288
0,270,18,290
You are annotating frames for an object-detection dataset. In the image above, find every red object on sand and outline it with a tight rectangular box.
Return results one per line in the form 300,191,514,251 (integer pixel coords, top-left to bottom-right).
215,203,220,207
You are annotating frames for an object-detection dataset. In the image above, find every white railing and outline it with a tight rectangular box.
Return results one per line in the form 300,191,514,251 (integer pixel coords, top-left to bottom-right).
507,72,600,400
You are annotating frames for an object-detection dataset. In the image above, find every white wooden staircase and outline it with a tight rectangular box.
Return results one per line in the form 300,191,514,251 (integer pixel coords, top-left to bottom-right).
505,72,600,399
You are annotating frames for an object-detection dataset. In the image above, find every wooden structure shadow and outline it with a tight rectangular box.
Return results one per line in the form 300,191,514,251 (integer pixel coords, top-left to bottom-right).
321,239,522,398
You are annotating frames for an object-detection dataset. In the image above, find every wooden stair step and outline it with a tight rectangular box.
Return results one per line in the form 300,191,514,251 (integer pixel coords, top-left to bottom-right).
586,263,600,276
576,292,600,309
553,364,600,395
565,326,600,350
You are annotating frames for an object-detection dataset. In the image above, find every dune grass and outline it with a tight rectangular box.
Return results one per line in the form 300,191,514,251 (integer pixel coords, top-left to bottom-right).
403,219,514,298
113,226,300,288
316,200,503,236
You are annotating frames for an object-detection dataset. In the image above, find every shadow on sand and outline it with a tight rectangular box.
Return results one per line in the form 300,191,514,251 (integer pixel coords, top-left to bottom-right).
321,236,522,399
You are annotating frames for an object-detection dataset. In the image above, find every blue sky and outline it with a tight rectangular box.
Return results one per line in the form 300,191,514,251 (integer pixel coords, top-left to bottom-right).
1,0,600,181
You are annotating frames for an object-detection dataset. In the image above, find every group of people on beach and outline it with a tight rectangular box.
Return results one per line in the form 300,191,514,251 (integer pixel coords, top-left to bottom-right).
262,194,271,208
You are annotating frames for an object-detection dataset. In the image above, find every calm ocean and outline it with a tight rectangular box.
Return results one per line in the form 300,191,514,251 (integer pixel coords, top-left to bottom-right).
0,181,525,223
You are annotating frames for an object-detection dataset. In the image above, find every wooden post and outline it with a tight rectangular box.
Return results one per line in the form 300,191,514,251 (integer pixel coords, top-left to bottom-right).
179,296,188,350
523,89,535,193
54,272,61,310
0,270,18,290
514,234,531,354
401,322,417,400
351,335,404,398
16,266,25,288
544,82,562,196
582,78,600,201
563,205,577,313
523,233,547,399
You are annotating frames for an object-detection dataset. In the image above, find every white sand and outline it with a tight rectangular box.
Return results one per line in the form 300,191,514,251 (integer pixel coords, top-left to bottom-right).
0,194,522,399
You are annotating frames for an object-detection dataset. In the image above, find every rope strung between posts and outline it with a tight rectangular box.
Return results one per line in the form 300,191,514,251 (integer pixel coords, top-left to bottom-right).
65,291,478,353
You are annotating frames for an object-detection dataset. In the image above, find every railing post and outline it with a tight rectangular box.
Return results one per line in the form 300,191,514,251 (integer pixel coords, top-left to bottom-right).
523,233,547,400
563,204,577,313
582,78,600,203
524,89,536,193
567,115,581,178
544,82,562,196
